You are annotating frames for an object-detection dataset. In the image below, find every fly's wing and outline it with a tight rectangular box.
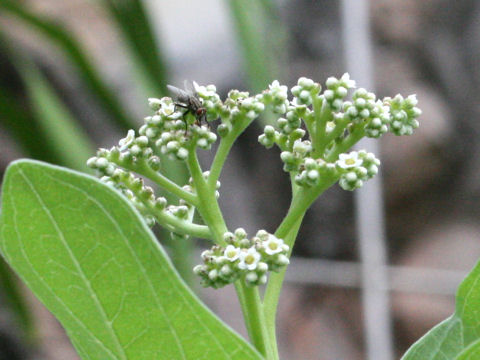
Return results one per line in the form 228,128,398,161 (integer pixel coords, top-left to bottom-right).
183,80,197,96
184,80,203,102
167,84,190,103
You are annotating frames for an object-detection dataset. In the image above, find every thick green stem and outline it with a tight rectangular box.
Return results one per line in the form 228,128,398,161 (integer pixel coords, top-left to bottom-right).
186,148,274,357
186,150,227,242
264,218,303,359
262,175,337,354
236,283,273,359
208,118,257,189
208,134,236,190
274,186,318,240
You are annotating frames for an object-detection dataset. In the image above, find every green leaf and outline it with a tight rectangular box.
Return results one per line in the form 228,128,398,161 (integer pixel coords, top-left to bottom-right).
0,160,263,360
402,260,480,359
455,339,480,360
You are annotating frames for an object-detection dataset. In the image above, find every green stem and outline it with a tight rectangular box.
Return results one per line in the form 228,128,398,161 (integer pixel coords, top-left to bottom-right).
264,218,303,359
149,207,212,240
208,118,258,189
313,98,333,157
236,283,273,359
303,113,316,146
326,126,366,162
187,148,274,358
323,114,350,152
186,150,227,242
126,179,212,240
133,160,198,206
208,134,236,189
262,175,337,355
275,187,313,240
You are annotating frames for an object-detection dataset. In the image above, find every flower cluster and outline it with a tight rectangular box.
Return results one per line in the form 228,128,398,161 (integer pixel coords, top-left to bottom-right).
86,144,197,229
342,88,391,138
295,158,337,187
336,150,380,191
226,91,266,133
146,97,217,160
191,82,222,119
262,80,290,114
258,74,421,192
323,73,356,111
193,229,289,288
386,94,421,136
290,77,321,106
280,139,312,172
87,153,170,226
85,76,421,294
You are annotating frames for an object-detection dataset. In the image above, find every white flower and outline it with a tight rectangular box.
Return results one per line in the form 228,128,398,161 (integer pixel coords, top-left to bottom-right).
224,245,241,262
269,80,288,101
118,129,135,150
158,97,175,116
293,139,312,155
326,121,335,133
238,247,261,271
337,151,363,169
340,73,356,89
148,97,162,110
193,81,216,98
263,235,285,255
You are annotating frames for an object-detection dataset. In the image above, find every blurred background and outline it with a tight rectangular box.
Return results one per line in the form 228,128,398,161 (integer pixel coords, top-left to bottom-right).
0,0,479,359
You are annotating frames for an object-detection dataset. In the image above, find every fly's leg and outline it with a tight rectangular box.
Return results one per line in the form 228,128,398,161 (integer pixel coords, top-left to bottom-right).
174,103,190,135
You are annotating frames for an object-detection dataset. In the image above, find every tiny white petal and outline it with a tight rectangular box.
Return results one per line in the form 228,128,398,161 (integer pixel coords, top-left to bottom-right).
337,152,363,169
224,245,241,262
264,235,285,255
119,129,135,150
238,248,261,271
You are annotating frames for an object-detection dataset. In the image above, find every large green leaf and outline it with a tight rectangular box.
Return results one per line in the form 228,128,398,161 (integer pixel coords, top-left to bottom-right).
455,339,480,359
0,160,262,360
402,260,480,359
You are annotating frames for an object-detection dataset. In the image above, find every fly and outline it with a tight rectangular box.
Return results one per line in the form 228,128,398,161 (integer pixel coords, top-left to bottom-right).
167,81,207,127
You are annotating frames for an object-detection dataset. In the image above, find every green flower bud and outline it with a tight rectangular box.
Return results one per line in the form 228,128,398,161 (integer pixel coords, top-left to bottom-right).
235,228,247,239
155,197,167,210
217,123,230,137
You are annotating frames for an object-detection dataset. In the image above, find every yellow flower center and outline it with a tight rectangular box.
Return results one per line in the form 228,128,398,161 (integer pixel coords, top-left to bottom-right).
345,158,356,165
226,250,237,258
268,242,278,251
245,254,255,265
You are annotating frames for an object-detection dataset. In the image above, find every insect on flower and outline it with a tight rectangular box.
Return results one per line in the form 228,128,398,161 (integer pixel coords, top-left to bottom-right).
167,81,207,127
